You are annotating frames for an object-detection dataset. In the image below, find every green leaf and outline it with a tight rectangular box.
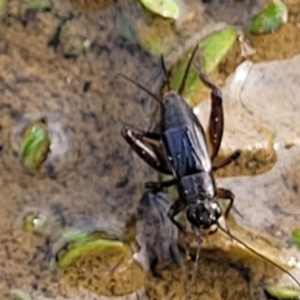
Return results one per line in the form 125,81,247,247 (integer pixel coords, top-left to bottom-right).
61,230,107,247
140,0,180,20
250,0,288,34
23,212,42,232
201,27,237,74
170,28,237,102
57,238,131,269
21,120,50,170
265,286,300,299
291,230,300,249
0,0,7,16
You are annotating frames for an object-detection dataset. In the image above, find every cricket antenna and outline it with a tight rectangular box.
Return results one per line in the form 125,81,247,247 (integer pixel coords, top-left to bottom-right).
160,55,171,91
217,222,300,288
186,230,202,300
192,231,202,284
193,51,219,92
178,45,199,96
118,73,163,104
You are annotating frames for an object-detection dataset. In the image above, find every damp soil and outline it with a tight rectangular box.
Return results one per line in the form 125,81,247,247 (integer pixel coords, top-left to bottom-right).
1,0,300,300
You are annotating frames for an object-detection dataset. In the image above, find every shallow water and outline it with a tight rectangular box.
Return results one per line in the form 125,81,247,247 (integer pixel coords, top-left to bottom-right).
1,0,300,299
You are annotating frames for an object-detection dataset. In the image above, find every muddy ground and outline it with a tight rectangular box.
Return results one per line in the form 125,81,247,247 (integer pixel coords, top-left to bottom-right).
1,0,300,300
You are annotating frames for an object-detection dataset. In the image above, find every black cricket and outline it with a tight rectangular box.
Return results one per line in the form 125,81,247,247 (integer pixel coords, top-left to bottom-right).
120,45,300,288
121,45,241,233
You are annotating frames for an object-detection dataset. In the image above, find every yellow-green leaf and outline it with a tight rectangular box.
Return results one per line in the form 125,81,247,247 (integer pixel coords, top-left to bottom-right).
0,0,7,16
140,0,180,20
265,286,300,299
250,0,288,34
201,27,237,74
170,28,237,101
21,120,51,170
23,212,42,232
57,238,131,269
291,230,300,249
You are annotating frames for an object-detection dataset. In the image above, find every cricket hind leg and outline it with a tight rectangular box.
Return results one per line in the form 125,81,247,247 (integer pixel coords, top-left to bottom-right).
144,178,177,191
212,150,241,171
121,125,172,175
194,60,224,161
194,56,242,169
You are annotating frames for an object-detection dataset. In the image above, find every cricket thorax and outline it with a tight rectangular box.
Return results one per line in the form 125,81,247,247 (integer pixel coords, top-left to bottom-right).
179,172,216,202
